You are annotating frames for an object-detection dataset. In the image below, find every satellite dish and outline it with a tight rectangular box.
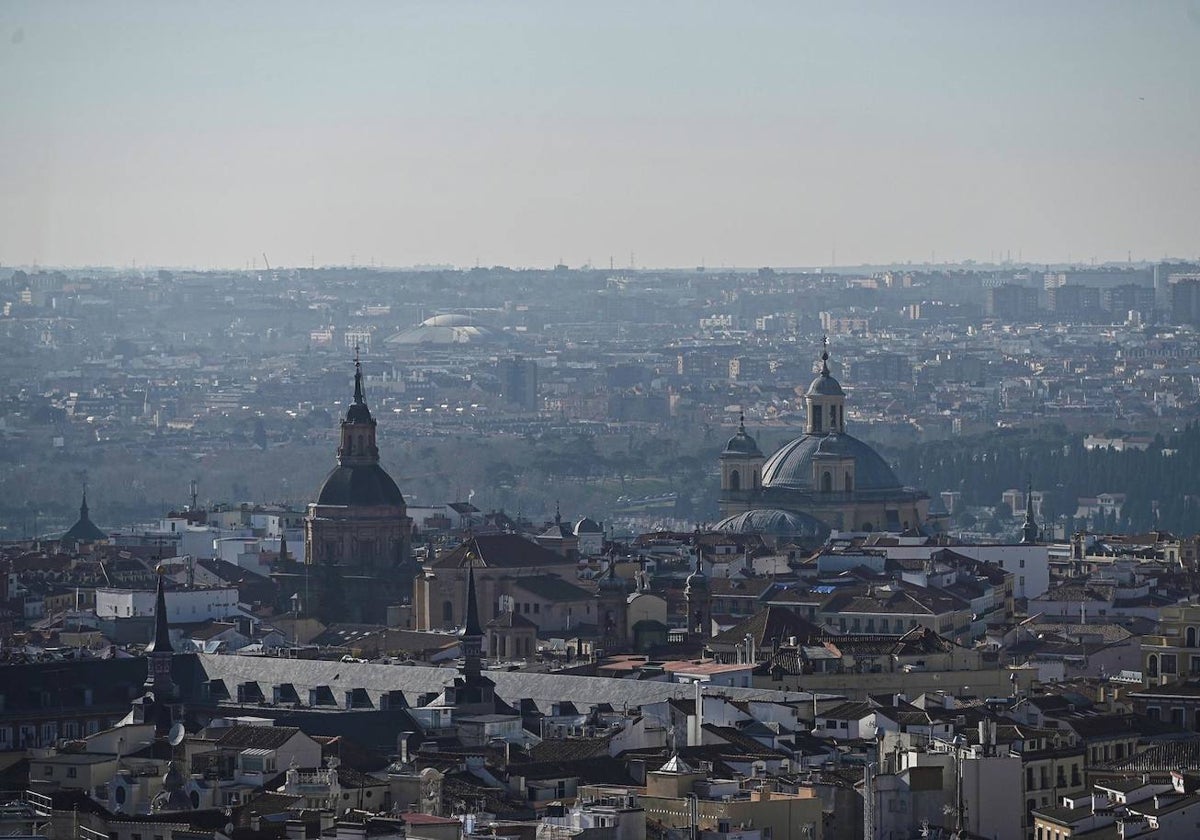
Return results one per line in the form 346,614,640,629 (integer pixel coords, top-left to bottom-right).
168,722,185,746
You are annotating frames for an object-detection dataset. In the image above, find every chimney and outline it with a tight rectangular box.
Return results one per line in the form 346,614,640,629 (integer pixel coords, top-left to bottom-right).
398,731,411,765
285,820,306,840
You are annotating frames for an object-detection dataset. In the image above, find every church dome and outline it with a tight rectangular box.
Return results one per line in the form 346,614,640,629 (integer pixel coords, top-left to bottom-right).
760,433,901,491
807,371,845,396
316,464,405,507
574,517,603,535
807,343,845,396
715,508,829,540
723,429,761,455
722,414,762,456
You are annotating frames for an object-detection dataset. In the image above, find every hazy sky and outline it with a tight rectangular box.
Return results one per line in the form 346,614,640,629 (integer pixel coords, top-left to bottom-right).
2,2,1198,269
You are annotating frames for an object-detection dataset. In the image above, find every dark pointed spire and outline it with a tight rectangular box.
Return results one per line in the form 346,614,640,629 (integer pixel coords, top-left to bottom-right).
1021,479,1039,545
820,334,830,376
146,566,173,654
463,560,483,637
555,500,561,526
738,412,746,434
278,531,288,564
80,489,90,521
353,343,365,405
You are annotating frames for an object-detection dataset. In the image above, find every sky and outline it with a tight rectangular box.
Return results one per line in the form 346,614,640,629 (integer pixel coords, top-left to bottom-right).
1,1,1198,270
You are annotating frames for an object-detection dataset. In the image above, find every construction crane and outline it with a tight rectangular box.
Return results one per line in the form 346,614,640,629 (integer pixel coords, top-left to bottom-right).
262,253,271,272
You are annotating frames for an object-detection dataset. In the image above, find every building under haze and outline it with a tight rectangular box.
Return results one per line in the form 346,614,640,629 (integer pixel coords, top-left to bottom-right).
718,342,929,533
302,353,416,620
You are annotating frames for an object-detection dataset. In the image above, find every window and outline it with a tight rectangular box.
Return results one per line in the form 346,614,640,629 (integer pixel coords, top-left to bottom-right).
1163,654,1178,675
729,470,740,491
68,767,77,778
821,471,832,493
1149,654,1159,678
1020,558,1025,568
533,604,540,614
1188,626,1197,648
44,766,54,776
442,600,454,625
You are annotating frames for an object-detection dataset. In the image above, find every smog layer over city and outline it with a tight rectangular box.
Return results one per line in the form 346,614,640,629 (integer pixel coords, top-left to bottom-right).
2,4,1199,840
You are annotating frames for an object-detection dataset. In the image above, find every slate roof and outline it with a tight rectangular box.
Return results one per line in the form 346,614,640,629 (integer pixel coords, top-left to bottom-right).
431,534,568,569
709,606,822,649
1099,737,1200,772
525,736,612,763
214,725,303,751
194,652,811,712
513,575,595,602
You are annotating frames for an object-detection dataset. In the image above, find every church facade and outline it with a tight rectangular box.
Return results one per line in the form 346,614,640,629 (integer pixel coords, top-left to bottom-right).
718,343,929,533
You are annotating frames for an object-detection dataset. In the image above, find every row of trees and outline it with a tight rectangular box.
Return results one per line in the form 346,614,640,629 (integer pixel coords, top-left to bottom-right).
887,423,1200,535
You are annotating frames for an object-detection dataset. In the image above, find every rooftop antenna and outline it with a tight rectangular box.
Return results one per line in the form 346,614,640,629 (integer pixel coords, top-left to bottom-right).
190,479,198,512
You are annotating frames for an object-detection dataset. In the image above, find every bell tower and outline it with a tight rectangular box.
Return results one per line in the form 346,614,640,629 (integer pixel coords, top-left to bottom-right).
720,413,765,494
338,346,380,466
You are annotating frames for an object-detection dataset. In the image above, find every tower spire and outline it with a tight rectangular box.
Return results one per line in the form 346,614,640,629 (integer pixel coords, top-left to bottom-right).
146,566,173,656
353,343,365,405
820,334,830,376
463,560,483,637
143,564,178,734
1021,478,1039,544
460,558,484,683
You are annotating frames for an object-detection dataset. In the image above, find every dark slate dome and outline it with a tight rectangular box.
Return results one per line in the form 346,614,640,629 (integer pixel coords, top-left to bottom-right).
807,370,845,396
723,428,761,455
715,508,829,540
62,494,106,542
722,414,762,456
760,433,901,491
345,402,373,423
316,464,405,507
574,517,603,535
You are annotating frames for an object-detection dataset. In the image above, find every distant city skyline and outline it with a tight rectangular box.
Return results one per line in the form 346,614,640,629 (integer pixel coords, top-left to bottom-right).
2,1,1198,269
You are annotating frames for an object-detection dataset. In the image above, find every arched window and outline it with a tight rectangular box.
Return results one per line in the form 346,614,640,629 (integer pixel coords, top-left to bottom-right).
1149,654,1159,678
752,471,759,489
729,469,741,491
845,472,853,493
442,600,454,626
821,471,832,493
1187,627,1197,648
